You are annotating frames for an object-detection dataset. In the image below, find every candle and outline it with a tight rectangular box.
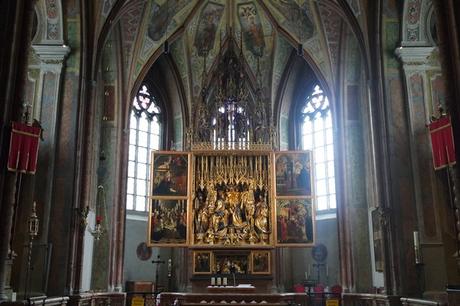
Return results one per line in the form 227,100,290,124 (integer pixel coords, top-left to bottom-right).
305,271,308,280
414,231,422,264
217,277,222,286
223,277,227,286
413,231,420,248
211,277,216,286
326,264,329,277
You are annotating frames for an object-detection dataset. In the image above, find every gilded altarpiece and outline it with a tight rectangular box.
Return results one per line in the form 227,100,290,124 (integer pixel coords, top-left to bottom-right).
147,150,315,279
191,153,273,247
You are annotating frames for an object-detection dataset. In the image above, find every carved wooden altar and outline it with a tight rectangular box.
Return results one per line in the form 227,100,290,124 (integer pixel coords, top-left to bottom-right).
191,152,272,247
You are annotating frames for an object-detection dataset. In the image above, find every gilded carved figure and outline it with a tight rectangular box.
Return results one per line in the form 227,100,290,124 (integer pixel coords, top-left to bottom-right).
192,155,271,246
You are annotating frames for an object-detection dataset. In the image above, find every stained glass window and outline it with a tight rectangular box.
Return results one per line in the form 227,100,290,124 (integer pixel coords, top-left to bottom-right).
127,84,161,212
301,85,336,211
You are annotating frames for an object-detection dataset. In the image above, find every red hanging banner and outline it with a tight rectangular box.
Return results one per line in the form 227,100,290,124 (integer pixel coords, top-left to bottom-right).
428,116,456,170
7,122,41,174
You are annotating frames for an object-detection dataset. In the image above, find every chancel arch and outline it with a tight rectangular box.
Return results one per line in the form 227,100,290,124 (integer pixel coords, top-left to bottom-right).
3,1,460,305
94,0,373,295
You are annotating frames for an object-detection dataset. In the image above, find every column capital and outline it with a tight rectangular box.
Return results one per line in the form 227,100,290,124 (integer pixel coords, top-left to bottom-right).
395,46,436,70
32,44,71,71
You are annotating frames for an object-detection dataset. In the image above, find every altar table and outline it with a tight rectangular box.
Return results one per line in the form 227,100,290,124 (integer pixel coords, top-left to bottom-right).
157,292,311,306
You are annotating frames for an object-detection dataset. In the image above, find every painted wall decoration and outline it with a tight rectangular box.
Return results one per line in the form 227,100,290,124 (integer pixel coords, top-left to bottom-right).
268,0,315,41
275,151,312,197
194,1,225,57
276,198,314,246
136,242,152,261
430,73,447,112
45,0,60,40
147,1,187,42
148,199,188,246
238,2,265,57
151,152,189,197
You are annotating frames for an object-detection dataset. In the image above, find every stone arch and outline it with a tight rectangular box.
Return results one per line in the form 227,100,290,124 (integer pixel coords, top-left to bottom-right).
402,0,434,46
33,0,65,44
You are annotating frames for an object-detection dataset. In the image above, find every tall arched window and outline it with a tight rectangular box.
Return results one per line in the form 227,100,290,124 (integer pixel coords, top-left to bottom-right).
301,85,336,211
127,84,162,212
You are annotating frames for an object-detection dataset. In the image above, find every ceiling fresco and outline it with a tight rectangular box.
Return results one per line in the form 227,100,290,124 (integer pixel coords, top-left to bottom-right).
120,1,146,79
96,0,357,112
318,3,343,80
130,0,199,83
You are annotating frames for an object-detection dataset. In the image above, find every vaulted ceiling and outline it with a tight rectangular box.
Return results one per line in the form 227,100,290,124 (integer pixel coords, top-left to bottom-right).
95,0,367,111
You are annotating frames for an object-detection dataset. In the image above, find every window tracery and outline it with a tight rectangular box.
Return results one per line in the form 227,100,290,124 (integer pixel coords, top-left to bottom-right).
301,85,336,211
127,84,162,212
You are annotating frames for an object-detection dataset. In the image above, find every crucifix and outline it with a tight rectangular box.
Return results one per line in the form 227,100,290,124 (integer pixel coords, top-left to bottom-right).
152,255,165,293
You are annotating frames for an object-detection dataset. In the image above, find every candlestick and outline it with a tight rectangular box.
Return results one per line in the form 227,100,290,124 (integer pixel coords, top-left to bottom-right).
413,231,420,248
413,231,422,264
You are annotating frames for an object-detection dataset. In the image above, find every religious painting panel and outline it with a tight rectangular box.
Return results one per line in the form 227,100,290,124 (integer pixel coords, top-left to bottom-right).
276,199,314,246
147,0,189,42
148,198,188,246
193,251,212,274
212,251,250,275
150,151,189,197
275,151,312,197
238,2,265,57
194,1,225,57
191,153,273,247
251,250,271,274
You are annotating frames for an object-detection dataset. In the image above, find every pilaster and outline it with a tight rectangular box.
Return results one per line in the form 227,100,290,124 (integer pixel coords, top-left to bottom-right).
395,45,448,295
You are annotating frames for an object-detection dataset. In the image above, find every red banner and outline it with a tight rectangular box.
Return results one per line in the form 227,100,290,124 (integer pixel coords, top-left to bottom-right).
428,116,456,170
7,122,41,174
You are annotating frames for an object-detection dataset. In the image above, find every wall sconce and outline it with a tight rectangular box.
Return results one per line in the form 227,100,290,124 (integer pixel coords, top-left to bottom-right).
89,215,104,241
88,185,106,241
28,202,39,238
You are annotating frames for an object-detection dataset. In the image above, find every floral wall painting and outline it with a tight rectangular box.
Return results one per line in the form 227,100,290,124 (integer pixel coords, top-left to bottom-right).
148,198,188,246
151,152,189,197
276,198,314,246
275,151,312,197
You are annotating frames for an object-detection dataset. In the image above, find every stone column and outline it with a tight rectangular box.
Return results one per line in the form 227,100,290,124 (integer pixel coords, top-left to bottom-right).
27,44,70,297
395,46,449,296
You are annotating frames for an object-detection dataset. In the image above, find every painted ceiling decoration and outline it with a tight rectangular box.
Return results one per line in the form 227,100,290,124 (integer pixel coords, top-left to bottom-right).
147,0,190,41
194,2,225,57
238,2,265,58
266,0,315,42
120,1,146,78
95,0,364,118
